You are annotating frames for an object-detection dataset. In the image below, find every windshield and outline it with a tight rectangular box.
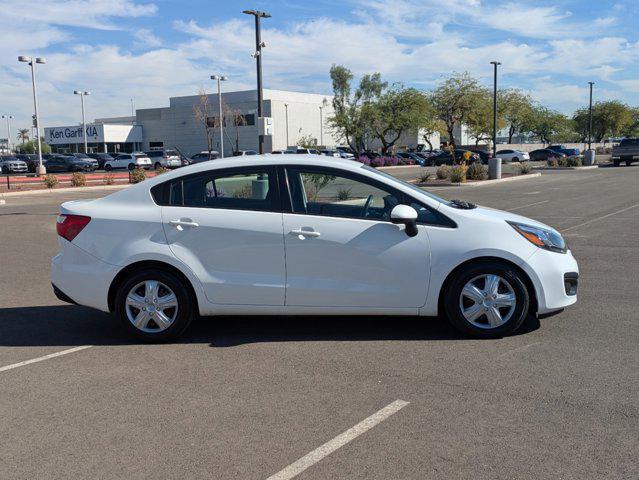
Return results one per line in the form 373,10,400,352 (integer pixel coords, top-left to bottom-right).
361,165,449,204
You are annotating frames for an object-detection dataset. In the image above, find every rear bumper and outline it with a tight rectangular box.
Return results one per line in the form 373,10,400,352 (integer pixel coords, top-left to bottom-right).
522,249,579,314
51,240,119,312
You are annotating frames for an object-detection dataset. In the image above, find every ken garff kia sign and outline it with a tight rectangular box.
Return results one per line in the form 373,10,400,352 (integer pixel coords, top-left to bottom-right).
45,124,103,145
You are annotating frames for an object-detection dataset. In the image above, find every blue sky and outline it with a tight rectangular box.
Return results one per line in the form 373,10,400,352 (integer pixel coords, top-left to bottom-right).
1,0,639,132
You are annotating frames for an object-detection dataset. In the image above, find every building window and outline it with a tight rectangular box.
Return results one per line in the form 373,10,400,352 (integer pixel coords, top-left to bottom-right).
149,141,164,149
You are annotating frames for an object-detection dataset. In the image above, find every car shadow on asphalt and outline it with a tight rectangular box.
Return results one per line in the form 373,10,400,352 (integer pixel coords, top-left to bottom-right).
0,305,540,347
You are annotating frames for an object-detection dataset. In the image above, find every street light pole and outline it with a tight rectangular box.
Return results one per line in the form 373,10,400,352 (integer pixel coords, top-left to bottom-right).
211,75,228,158
319,106,324,147
19,56,47,174
74,90,91,153
490,61,501,159
1,115,13,152
284,103,289,147
242,9,271,154
588,82,595,150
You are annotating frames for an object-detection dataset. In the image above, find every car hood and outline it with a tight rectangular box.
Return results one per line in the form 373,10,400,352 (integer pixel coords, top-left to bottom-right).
467,204,555,231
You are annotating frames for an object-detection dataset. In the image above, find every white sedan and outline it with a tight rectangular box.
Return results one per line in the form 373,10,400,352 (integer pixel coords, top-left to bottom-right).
51,155,578,342
104,153,152,171
495,149,530,162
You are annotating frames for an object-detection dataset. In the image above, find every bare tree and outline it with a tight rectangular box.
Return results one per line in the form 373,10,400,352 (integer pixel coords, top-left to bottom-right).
193,89,216,157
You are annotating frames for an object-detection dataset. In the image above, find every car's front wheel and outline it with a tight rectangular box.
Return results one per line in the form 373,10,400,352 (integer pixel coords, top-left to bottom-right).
114,269,194,342
444,262,529,338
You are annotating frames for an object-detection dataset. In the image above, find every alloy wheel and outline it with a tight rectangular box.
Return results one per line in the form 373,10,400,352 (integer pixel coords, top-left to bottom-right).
125,280,179,333
459,274,516,329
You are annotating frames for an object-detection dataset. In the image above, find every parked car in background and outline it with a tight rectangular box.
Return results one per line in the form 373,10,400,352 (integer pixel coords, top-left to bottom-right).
0,156,28,174
320,149,341,157
72,153,99,168
51,154,579,342
495,149,529,162
189,151,218,164
335,147,355,158
468,149,492,163
87,153,115,169
271,150,288,154
548,145,580,157
291,148,321,155
233,150,259,156
429,149,480,166
45,155,97,172
529,149,567,161
611,138,639,166
397,152,426,166
145,149,182,169
14,153,41,173
104,153,152,171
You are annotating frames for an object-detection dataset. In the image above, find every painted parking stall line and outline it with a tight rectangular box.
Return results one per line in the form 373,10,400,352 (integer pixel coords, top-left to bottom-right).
563,202,639,232
0,346,92,373
265,399,409,480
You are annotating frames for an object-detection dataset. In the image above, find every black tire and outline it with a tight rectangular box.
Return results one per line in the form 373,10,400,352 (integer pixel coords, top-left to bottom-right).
128,163,135,170
512,157,519,162
626,160,632,166
613,159,620,167
444,261,530,339
1,166,8,174
105,164,113,171
114,268,194,342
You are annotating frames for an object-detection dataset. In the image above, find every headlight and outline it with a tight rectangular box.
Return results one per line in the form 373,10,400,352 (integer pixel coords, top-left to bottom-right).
508,221,567,253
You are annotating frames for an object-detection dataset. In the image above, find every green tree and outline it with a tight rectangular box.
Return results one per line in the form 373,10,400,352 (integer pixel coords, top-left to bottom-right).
297,132,318,148
521,106,576,144
419,96,446,152
500,89,534,143
363,85,432,154
429,72,488,150
327,65,386,153
17,139,50,154
572,100,634,142
17,128,30,144
465,88,500,146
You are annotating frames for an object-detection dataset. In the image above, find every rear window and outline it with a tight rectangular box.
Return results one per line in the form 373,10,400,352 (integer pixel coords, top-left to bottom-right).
146,151,162,157
134,154,148,159
165,150,179,156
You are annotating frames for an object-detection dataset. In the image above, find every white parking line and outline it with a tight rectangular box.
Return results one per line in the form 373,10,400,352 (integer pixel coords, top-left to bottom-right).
0,346,92,373
265,399,409,480
563,202,639,232
506,200,549,211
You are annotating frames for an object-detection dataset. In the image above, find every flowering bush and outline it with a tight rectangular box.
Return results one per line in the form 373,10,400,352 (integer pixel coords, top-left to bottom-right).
129,168,146,183
370,157,384,168
71,172,86,187
355,155,371,166
382,156,399,167
43,174,58,189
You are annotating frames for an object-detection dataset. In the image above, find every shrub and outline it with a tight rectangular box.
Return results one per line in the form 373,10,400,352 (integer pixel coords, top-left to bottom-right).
337,187,352,200
370,157,384,168
129,168,146,183
419,172,432,183
382,156,399,167
467,163,488,181
355,155,371,166
70,172,86,187
547,157,559,167
449,164,468,183
436,165,451,179
565,155,582,167
43,174,58,189
518,162,534,175
103,173,115,185
155,166,169,175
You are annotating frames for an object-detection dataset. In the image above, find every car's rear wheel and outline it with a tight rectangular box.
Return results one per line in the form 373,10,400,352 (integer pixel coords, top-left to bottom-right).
444,262,529,338
105,164,112,171
512,157,519,162
128,163,135,170
626,159,632,166
1,166,8,174
114,269,194,342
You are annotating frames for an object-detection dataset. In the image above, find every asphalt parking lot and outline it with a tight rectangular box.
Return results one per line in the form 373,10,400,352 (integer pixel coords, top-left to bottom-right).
1,166,637,479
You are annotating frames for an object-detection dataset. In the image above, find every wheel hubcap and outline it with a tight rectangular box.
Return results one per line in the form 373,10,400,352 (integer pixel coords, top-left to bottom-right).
125,280,178,333
459,274,516,329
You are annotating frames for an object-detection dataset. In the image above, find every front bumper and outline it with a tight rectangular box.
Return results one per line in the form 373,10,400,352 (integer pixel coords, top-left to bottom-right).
522,248,579,314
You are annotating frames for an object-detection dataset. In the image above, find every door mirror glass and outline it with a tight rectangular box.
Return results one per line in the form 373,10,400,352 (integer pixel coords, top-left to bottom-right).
390,205,418,237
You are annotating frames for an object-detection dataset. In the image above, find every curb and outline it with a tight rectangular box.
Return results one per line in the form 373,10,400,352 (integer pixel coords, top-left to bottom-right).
534,166,598,171
0,184,130,198
378,165,422,170
413,172,542,188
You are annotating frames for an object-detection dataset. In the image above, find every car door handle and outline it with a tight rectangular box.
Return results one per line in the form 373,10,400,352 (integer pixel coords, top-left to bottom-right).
290,229,321,238
169,219,199,229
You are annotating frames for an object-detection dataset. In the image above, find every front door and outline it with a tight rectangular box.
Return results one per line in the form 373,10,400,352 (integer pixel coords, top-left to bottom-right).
282,167,430,308
161,166,285,306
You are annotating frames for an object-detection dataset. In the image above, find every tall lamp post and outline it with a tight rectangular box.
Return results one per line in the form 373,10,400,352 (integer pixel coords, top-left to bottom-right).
211,75,228,158
319,105,324,147
588,82,595,150
284,103,289,147
490,61,501,159
18,55,46,175
74,90,91,153
1,115,13,152
242,9,271,154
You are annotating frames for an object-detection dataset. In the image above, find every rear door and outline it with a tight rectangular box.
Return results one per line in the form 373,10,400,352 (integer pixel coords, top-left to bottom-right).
159,166,286,305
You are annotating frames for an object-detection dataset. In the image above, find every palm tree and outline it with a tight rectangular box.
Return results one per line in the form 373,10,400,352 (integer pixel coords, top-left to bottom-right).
17,129,29,144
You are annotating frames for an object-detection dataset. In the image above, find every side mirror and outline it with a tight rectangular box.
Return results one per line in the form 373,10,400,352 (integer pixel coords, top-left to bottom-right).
390,205,418,237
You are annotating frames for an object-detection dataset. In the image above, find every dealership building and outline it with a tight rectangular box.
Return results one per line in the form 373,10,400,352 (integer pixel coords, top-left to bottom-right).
45,89,438,156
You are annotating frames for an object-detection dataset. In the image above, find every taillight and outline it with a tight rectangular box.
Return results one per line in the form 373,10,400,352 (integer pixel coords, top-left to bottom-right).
56,214,91,241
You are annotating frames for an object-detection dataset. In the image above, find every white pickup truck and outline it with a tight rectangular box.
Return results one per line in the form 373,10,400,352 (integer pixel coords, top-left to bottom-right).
611,138,639,166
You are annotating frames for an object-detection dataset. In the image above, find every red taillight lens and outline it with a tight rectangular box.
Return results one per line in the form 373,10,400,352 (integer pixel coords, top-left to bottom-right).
56,214,91,241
